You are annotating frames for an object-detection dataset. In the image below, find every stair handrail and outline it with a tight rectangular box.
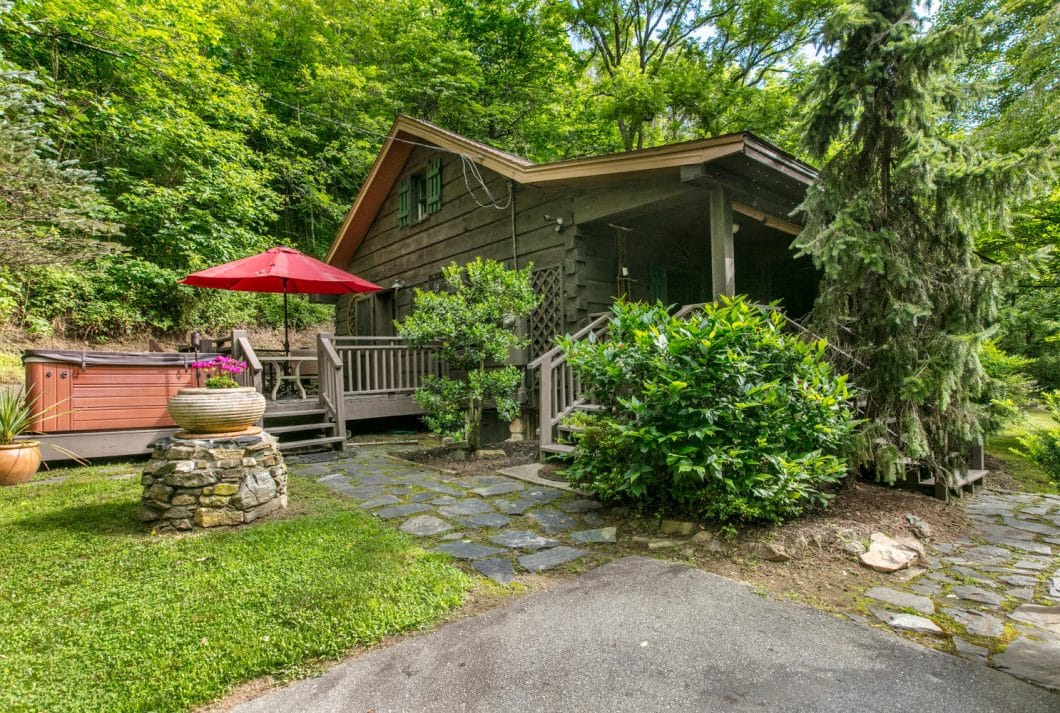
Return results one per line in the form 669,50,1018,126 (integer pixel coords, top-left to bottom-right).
527,312,612,370
231,329,264,394
317,332,347,447
528,312,612,448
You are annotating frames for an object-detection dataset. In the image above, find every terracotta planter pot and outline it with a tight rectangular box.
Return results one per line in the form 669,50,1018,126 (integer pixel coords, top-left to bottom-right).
0,441,41,485
167,388,266,434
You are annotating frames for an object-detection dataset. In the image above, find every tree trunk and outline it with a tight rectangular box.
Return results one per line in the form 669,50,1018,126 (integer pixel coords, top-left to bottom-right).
465,396,482,453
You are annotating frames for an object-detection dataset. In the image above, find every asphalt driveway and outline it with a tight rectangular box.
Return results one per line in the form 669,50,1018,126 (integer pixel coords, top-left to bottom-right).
233,557,1057,713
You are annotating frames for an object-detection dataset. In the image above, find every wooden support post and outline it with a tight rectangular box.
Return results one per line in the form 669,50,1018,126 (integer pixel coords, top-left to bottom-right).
708,187,735,299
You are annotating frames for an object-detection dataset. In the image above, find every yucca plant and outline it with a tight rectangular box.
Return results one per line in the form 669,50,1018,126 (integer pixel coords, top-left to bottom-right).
0,388,35,445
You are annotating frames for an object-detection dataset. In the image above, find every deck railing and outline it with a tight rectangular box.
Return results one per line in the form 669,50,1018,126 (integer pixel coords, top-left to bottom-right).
527,312,611,450
317,333,347,442
332,336,444,396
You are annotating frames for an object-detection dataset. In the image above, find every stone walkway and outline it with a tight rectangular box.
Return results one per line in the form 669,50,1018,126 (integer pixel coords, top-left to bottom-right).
290,446,618,584
862,491,1060,691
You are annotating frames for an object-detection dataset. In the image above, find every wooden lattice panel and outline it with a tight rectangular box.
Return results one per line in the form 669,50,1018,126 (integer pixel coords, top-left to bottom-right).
530,266,562,358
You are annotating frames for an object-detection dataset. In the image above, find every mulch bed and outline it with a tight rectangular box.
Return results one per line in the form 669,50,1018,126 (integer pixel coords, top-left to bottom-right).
392,440,539,476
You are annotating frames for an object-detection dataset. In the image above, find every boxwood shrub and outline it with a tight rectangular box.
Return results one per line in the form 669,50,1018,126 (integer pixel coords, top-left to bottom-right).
559,297,858,525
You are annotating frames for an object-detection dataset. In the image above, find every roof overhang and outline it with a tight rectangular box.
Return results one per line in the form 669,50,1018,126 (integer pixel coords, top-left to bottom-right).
325,115,817,267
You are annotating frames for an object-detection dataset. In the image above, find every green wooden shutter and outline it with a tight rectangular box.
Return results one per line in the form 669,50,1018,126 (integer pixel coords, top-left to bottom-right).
397,177,410,226
426,157,442,214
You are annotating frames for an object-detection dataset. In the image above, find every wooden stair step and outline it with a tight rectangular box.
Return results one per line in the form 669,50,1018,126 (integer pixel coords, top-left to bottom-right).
277,435,346,451
266,421,336,435
264,407,328,419
540,443,574,455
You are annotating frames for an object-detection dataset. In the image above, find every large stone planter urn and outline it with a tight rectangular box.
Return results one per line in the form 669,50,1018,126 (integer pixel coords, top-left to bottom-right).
0,441,41,485
167,387,266,435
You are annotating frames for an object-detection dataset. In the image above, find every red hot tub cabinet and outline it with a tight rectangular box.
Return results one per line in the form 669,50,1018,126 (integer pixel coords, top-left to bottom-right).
24,350,219,460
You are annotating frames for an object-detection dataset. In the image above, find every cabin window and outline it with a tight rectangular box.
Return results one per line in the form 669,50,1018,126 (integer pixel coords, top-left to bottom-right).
398,157,442,226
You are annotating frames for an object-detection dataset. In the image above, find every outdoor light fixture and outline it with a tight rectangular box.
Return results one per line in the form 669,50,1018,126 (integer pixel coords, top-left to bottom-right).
390,279,406,290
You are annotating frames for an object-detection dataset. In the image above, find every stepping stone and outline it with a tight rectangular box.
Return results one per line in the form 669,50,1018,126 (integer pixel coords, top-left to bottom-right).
953,638,989,661
317,473,348,483
1010,604,1060,635
992,636,1060,690
571,527,618,544
408,492,435,503
424,483,464,496
471,481,525,497
522,487,563,504
1007,587,1035,600
911,582,942,597
361,495,402,509
869,608,943,635
437,499,496,517
432,542,506,560
950,566,995,586
399,515,453,537
472,558,515,585
357,474,395,486
979,525,1036,541
1049,572,1060,599
991,539,1052,556
1002,517,1057,536
440,532,466,541
492,497,537,515
558,498,602,513
453,475,508,489
491,530,560,550
951,585,1004,607
1014,559,1049,571
932,543,959,554
963,545,1013,566
342,485,386,499
373,503,432,519
518,546,587,572
581,512,606,527
527,509,578,533
944,607,1005,638
1000,574,1040,587
865,587,935,615
1021,506,1049,516
458,513,512,529
432,496,460,506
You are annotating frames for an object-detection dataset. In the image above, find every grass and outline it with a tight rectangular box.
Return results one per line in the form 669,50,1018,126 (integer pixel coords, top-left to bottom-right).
986,406,1059,494
0,462,473,712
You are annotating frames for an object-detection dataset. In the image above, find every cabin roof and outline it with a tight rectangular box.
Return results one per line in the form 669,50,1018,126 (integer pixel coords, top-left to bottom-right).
326,115,817,267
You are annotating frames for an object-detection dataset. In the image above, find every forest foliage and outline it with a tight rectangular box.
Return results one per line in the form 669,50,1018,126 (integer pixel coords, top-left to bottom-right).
0,0,1055,397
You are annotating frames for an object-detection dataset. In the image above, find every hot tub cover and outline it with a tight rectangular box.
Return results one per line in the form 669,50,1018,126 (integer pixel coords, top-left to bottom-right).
22,349,222,368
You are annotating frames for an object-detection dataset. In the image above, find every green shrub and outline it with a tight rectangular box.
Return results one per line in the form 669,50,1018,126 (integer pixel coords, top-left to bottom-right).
1013,391,1060,483
396,258,539,451
978,339,1036,433
560,297,858,525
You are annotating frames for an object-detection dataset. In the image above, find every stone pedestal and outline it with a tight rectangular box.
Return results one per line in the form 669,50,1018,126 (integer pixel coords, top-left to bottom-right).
141,431,287,532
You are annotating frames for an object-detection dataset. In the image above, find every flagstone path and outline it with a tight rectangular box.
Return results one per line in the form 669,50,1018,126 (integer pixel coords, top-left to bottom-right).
290,446,620,585
861,491,1060,691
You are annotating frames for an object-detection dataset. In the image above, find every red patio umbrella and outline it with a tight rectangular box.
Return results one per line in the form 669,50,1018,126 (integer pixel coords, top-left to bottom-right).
179,246,382,354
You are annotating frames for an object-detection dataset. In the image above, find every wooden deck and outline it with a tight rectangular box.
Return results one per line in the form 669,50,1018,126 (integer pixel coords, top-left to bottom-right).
33,331,439,460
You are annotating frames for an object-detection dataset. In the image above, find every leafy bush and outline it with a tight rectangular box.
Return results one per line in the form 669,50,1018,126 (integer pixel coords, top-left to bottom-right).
560,297,858,525
1013,391,1060,483
978,339,1036,432
397,258,538,451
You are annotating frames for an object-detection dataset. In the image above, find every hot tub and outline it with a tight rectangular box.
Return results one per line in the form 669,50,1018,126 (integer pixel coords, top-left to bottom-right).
23,350,220,459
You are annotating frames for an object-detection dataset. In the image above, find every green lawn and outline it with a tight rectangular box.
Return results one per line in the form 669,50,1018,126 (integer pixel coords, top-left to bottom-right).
986,407,1060,494
0,463,472,712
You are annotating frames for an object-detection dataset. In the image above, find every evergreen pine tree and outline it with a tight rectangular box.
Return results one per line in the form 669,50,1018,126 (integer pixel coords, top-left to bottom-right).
793,0,1042,483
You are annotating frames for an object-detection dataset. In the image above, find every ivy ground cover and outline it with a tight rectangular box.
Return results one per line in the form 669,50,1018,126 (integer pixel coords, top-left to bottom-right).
0,464,471,712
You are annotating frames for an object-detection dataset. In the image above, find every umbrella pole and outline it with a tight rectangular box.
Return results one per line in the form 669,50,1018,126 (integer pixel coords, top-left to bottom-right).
283,288,290,356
